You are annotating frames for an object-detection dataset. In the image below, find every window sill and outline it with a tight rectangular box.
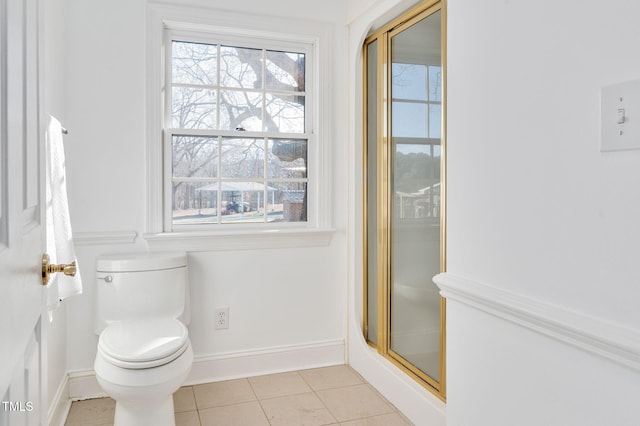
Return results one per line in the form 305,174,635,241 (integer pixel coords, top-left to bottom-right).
142,228,335,252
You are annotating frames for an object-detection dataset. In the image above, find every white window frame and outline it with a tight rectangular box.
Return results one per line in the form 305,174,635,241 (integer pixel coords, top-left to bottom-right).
144,4,334,250
165,30,314,232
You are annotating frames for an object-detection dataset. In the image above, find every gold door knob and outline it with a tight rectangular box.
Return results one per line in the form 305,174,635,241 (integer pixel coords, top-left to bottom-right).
42,253,77,286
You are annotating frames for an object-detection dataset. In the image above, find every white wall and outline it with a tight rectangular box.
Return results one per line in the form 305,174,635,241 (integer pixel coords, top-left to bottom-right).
63,0,147,235
60,0,348,384
444,0,640,424
176,0,346,22
443,299,640,426
447,0,640,326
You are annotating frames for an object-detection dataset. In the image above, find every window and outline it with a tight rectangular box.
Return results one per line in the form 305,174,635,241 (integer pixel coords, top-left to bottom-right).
164,32,313,231
145,6,333,248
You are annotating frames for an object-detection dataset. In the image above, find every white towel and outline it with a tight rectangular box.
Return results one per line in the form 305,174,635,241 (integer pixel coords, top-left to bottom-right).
46,115,82,313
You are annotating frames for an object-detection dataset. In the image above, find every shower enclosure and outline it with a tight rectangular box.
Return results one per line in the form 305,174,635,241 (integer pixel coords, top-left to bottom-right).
363,0,446,398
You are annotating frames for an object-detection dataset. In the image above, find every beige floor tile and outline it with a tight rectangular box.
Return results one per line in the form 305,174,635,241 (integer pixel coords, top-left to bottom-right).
64,398,115,426
193,379,256,409
340,412,413,426
174,386,197,412
316,384,394,422
199,401,269,426
175,410,201,426
65,370,415,426
260,392,336,426
249,371,312,399
368,387,399,410
299,365,364,391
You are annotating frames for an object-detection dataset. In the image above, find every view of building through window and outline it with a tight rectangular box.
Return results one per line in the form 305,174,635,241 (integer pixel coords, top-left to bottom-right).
167,39,309,227
392,63,442,221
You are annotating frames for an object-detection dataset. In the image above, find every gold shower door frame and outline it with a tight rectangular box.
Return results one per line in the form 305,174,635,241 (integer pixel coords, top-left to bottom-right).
363,0,447,400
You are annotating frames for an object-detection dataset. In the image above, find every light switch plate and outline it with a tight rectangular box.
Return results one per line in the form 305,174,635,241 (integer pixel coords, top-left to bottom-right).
601,78,640,152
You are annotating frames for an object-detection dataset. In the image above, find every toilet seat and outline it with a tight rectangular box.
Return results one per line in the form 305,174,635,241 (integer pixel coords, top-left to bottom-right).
98,318,189,369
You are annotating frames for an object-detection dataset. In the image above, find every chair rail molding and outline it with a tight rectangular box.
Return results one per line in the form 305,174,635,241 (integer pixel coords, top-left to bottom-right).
433,272,640,372
73,231,137,246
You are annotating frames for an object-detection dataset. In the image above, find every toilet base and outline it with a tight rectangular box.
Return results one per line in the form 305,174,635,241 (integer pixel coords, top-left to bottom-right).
114,397,175,426
94,342,193,426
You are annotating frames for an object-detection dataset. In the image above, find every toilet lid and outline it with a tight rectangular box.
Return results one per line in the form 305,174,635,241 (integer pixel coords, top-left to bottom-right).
99,318,188,368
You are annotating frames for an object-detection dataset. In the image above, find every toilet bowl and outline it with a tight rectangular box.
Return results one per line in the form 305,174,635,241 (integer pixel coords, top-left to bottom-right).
93,253,192,426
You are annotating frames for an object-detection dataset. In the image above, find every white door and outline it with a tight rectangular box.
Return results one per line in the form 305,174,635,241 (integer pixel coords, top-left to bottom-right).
0,0,46,424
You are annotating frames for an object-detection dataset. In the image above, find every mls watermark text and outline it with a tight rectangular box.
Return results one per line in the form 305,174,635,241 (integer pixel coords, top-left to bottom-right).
1,401,34,412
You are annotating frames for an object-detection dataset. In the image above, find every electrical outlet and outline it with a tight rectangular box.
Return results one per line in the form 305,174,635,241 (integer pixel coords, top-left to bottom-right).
215,306,229,330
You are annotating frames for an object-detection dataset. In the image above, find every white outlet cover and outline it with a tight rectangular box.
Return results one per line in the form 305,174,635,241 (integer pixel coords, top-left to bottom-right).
215,306,229,330
601,78,640,152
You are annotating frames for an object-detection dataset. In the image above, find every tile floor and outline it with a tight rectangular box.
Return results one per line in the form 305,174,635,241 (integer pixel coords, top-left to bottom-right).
64,365,414,426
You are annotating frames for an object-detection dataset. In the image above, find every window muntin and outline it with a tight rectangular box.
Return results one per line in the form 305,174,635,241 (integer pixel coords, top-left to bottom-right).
166,35,310,229
391,63,441,139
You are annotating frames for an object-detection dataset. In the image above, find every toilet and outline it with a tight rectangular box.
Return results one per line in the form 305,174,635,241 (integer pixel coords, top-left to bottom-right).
93,252,193,426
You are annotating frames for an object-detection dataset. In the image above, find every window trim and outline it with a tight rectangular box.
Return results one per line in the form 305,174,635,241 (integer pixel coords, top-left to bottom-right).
145,4,334,249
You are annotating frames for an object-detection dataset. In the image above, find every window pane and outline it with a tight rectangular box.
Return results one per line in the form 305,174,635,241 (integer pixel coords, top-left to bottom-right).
219,90,263,131
265,182,307,223
172,136,218,178
428,65,442,102
428,104,441,139
265,94,305,133
220,181,269,224
265,50,305,92
172,87,217,129
172,41,217,86
394,143,439,196
220,138,265,179
167,37,312,230
172,181,218,225
268,139,307,179
392,63,426,101
220,46,262,89
391,101,427,138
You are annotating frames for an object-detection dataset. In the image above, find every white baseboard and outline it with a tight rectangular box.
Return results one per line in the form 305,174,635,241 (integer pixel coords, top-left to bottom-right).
187,339,345,385
67,339,345,400
47,374,72,426
434,272,640,372
68,370,108,401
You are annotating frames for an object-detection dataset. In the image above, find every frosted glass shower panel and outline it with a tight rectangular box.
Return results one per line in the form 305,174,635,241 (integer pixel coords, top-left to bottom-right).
389,9,442,382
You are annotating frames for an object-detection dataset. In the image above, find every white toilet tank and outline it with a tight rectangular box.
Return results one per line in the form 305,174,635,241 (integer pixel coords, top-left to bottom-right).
95,252,190,334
